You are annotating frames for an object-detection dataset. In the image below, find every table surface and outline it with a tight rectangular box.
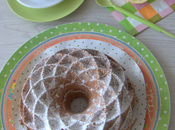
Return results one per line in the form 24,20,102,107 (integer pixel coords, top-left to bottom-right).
0,0,175,129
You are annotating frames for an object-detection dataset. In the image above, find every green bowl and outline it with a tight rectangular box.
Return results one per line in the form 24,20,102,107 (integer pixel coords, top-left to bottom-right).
7,0,84,22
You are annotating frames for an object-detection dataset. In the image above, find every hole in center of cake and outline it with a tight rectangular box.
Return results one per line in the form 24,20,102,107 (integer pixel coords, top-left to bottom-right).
70,97,88,113
62,83,91,114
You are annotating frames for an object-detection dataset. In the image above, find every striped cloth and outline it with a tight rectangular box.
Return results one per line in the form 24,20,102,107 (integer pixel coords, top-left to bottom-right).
107,0,175,36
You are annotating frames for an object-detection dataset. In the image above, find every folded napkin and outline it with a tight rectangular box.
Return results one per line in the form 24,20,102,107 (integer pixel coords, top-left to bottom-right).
107,0,175,36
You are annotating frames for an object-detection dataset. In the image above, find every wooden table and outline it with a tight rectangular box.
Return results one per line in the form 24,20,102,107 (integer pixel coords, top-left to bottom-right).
0,0,174,129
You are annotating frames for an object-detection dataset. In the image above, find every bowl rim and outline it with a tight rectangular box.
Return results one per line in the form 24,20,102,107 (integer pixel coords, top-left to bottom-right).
16,0,64,9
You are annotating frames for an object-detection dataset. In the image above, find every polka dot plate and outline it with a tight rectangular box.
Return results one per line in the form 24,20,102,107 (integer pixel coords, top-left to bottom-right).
0,22,170,130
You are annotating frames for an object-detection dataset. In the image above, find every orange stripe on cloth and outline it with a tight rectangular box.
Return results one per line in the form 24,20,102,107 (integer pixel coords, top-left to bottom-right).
138,4,158,20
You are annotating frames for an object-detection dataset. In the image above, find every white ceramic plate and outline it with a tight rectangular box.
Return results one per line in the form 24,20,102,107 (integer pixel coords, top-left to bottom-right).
17,0,63,9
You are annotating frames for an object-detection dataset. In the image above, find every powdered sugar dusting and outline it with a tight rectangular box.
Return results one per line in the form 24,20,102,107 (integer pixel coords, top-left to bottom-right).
20,48,136,130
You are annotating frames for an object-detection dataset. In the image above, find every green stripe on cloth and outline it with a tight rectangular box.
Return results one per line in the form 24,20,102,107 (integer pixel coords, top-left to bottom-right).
121,2,137,14
147,0,156,4
128,28,138,36
148,14,162,23
120,19,135,32
171,4,175,11
107,7,115,13
122,13,129,18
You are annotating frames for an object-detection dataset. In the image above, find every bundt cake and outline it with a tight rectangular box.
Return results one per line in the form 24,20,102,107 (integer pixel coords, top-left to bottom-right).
19,48,136,130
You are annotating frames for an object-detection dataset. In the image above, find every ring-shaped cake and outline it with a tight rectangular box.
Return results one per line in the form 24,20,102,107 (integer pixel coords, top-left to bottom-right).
19,48,136,130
